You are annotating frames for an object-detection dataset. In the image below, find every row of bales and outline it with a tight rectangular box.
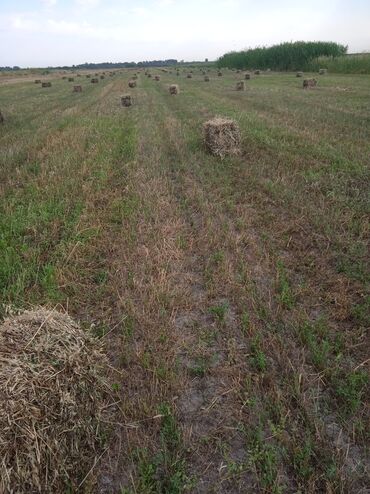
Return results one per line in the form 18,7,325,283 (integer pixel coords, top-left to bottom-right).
1,67,328,127
32,70,117,91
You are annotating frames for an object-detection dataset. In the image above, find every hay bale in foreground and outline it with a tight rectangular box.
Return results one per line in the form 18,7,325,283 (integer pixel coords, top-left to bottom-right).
169,84,179,95
0,309,109,493
41,82,51,87
303,78,317,89
236,81,245,91
91,78,99,83
73,85,82,92
128,80,137,88
121,94,132,107
203,117,241,158
296,71,304,77
319,68,327,75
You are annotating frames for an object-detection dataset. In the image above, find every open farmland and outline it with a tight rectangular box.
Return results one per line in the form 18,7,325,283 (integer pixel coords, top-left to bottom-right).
0,68,369,493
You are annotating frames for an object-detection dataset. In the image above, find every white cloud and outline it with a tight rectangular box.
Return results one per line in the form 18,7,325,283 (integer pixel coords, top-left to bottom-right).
41,0,57,7
75,0,100,7
130,7,150,17
157,0,175,7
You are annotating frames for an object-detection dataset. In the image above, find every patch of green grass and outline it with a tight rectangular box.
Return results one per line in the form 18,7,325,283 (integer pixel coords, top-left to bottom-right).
188,356,209,378
247,427,283,494
351,296,370,326
241,310,250,334
292,438,315,483
209,302,228,322
276,260,295,309
250,335,267,372
332,368,368,416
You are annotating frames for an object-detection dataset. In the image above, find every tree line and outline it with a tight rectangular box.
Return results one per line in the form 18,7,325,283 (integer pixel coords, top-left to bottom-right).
217,41,347,71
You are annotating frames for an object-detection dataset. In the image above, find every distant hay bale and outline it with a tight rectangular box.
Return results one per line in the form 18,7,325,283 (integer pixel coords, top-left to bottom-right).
0,309,109,493
303,78,317,89
319,68,327,75
62,76,67,80
0,110,4,124
73,85,82,92
203,117,241,158
132,74,138,80
41,82,52,88
296,71,304,77
148,73,152,78
254,70,260,75
176,72,180,76
187,74,192,79
34,79,41,83
154,75,161,81
91,78,99,83
86,74,91,78
68,77,74,82
100,75,105,79
218,71,223,76
244,73,251,80
236,81,245,91
128,80,137,88
121,94,132,107
169,84,179,95
204,75,210,82
236,69,241,73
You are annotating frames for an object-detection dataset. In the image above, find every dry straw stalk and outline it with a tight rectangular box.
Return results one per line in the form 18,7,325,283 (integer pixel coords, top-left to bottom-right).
0,309,110,493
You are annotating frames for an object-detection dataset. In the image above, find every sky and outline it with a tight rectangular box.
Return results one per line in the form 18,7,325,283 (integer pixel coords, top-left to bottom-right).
0,0,369,67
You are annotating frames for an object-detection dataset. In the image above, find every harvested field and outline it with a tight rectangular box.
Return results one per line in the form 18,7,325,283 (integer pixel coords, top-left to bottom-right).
0,68,369,494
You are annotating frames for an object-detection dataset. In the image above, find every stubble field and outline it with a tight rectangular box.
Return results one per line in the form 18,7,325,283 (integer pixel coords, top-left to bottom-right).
0,67,369,493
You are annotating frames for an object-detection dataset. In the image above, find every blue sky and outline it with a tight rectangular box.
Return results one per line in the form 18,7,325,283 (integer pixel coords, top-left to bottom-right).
0,0,369,67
